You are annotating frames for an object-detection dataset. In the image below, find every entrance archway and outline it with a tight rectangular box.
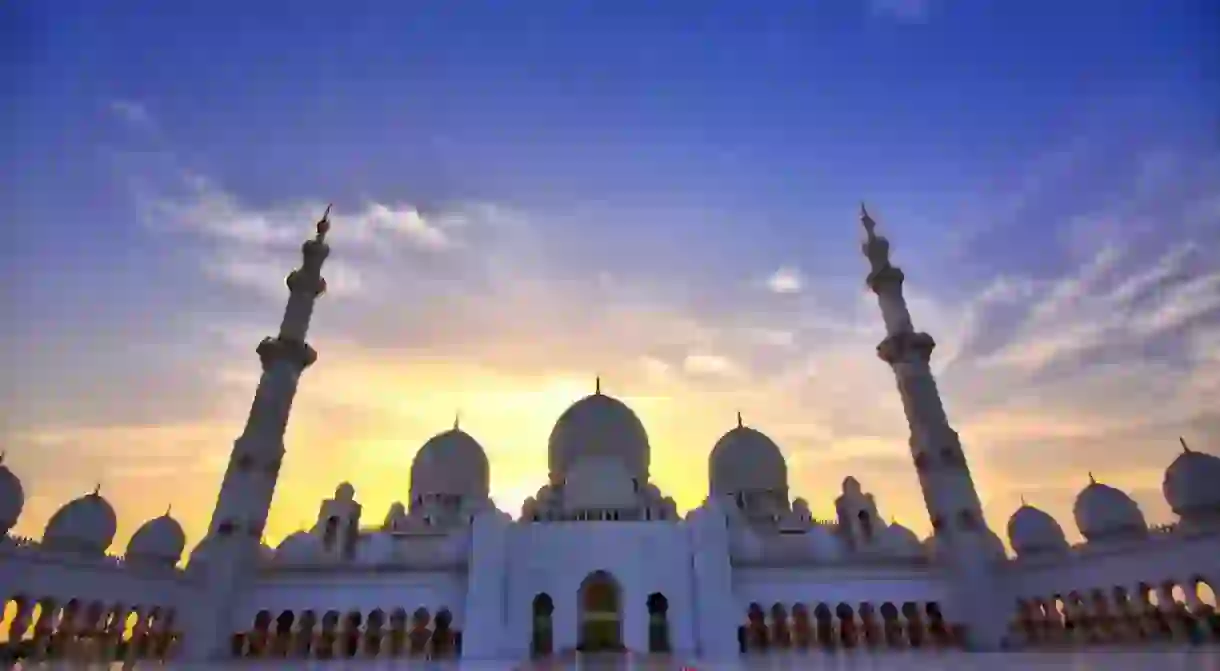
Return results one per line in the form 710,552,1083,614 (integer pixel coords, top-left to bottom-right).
647,592,670,653
578,571,623,652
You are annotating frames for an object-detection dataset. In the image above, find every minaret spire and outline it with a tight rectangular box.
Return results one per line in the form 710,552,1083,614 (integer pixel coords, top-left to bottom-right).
185,206,334,662
860,205,1004,651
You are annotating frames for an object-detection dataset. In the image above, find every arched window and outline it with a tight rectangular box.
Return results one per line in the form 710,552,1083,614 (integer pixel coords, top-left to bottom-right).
858,510,873,540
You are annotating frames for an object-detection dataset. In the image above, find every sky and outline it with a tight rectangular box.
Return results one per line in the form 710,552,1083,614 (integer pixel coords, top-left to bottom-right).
1,0,1219,558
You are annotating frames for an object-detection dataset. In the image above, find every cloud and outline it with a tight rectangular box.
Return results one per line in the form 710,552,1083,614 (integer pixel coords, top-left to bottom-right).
108,99,153,128
8,142,1220,558
682,353,740,378
765,266,804,294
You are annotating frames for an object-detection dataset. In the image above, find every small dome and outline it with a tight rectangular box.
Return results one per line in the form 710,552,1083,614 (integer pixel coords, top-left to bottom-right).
383,502,408,531
42,490,117,555
563,456,637,512
335,482,356,501
549,390,650,485
1007,504,1069,557
410,428,490,501
275,531,323,564
126,512,186,565
709,420,787,496
0,456,24,533
882,522,924,559
1073,477,1148,542
792,497,811,516
1163,443,1220,519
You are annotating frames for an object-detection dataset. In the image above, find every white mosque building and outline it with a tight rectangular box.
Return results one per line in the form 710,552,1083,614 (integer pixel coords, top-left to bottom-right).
0,206,1218,665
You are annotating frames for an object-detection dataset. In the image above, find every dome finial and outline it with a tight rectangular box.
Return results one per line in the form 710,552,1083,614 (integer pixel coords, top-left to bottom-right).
165,503,172,516
1180,436,1191,453
860,202,876,238
0,451,5,464
315,203,333,242
736,411,743,428
595,375,601,395
453,410,461,431
1088,472,1096,484
93,482,102,496
1020,495,1027,506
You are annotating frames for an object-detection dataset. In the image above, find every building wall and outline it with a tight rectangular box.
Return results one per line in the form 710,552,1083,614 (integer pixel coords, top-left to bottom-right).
501,520,697,656
0,547,193,617
235,568,468,629
731,564,951,618
1000,530,1220,610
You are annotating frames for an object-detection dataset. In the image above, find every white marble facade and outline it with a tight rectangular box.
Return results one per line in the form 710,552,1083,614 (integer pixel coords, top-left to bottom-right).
1,207,1218,667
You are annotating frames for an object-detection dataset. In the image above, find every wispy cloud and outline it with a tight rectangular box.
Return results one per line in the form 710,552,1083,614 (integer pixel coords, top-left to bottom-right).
6,143,1220,556
766,266,804,294
108,99,154,128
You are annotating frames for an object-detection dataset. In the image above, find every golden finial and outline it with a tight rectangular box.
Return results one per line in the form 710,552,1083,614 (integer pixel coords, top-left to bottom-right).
92,482,102,496
860,201,876,237
736,411,744,428
1180,437,1191,453
1088,472,1096,484
595,376,601,395
315,203,333,241
453,411,461,431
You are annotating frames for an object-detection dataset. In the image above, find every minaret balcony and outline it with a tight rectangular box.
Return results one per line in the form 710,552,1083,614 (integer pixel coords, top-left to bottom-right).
876,331,936,364
256,336,318,369
866,264,905,292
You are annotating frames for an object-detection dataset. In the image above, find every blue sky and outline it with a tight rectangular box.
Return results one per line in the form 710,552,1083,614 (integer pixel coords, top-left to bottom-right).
2,0,1218,554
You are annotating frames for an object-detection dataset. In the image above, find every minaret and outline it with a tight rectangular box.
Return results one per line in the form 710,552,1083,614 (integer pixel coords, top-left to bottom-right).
182,206,333,661
859,204,1005,650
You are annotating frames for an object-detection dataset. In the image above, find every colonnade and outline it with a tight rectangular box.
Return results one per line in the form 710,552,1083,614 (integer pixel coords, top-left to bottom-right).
231,606,462,660
0,595,177,665
737,600,964,654
1010,578,1219,648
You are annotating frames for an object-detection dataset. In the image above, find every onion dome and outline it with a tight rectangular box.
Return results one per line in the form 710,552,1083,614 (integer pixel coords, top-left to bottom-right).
563,456,637,512
1006,503,1069,557
334,482,356,501
1163,438,1220,521
1073,475,1147,542
410,423,491,501
0,454,24,534
274,530,324,564
42,487,117,555
882,522,924,559
383,502,407,531
126,510,186,565
548,382,650,485
709,413,788,496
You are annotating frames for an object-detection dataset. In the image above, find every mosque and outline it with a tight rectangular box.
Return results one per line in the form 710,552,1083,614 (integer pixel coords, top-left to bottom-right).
0,206,1218,666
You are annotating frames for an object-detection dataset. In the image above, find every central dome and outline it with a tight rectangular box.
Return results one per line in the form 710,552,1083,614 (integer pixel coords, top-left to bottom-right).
548,386,650,484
